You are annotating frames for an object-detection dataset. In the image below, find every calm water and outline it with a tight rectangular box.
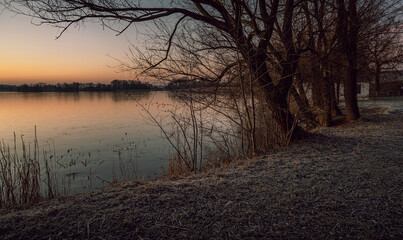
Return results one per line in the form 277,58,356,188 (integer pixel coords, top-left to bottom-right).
2,92,399,194
0,91,179,193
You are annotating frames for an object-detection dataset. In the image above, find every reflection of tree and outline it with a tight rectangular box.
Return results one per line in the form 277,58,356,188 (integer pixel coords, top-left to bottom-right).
110,91,151,102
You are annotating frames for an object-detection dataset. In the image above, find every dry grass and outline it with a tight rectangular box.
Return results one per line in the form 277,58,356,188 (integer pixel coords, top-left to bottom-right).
0,129,57,209
0,108,401,239
0,132,41,208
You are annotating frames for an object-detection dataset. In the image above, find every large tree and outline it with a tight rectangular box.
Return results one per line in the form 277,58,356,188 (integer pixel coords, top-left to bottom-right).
5,0,305,146
5,0,400,149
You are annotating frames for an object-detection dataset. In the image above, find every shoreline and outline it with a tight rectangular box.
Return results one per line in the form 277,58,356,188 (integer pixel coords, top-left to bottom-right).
0,109,402,239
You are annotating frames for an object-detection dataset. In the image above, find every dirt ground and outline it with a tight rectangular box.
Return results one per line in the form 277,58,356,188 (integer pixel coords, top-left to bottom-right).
0,108,402,239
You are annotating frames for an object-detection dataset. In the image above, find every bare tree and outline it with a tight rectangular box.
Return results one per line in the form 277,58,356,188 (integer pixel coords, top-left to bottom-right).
360,0,403,96
4,0,307,146
4,0,401,154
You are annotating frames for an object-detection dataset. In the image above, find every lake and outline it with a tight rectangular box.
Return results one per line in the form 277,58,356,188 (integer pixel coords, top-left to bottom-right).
0,91,181,194
1,91,401,195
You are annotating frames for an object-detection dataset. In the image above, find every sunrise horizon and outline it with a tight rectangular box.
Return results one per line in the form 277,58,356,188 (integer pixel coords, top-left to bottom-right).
0,66,136,85
0,7,145,86
0,78,133,86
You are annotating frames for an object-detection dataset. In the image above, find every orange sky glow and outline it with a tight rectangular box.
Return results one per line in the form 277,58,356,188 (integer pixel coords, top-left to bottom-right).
0,9,144,84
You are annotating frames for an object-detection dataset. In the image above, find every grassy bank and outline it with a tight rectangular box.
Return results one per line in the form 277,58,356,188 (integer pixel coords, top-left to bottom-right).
0,109,402,239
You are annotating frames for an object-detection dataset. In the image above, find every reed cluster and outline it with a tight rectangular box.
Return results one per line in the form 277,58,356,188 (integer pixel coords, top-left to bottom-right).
0,129,56,208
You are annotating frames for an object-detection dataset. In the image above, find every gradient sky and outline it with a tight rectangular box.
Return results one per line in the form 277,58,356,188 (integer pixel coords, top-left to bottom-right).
0,8,145,84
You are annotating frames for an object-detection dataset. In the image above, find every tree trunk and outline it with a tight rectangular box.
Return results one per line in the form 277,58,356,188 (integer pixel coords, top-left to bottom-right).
240,0,300,147
290,86,318,129
344,0,361,122
329,70,343,117
269,92,301,145
321,66,332,127
344,64,360,121
251,50,301,146
336,77,341,103
295,72,310,107
311,65,323,108
257,72,300,146
375,62,381,97
330,83,343,117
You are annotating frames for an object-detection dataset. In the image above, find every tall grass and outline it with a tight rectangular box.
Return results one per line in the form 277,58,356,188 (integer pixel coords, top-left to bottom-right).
146,82,303,177
139,93,244,178
0,126,144,209
0,128,56,208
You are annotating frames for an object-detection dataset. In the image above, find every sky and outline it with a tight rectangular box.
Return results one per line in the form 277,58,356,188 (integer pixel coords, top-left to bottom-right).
0,8,145,84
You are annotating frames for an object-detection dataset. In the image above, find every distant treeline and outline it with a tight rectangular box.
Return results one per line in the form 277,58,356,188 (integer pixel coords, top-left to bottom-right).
0,80,159,92
0,78,216,92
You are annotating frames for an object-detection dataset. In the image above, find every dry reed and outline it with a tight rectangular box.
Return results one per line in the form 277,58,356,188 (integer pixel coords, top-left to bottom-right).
0,128,56,208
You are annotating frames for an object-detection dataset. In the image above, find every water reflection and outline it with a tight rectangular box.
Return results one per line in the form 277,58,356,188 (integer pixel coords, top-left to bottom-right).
0,90,152,102
0,91,172,194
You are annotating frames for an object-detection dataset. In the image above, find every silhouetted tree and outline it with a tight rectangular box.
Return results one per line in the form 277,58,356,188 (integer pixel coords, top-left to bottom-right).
4,0,307,146
4,0,401,149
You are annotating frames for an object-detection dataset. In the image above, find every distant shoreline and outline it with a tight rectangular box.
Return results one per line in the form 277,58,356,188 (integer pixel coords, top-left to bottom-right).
0,88,165,93
0,80,161,92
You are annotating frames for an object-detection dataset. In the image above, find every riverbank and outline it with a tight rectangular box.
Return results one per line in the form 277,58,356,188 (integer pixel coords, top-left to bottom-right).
0,108,402,239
